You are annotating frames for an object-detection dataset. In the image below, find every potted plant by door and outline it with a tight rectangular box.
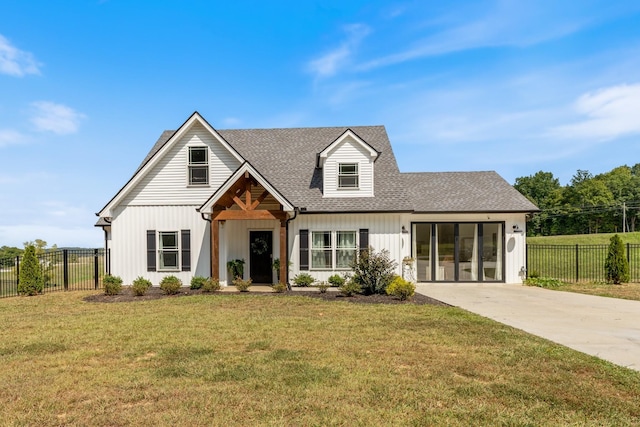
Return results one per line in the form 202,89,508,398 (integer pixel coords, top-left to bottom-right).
227,259,245,280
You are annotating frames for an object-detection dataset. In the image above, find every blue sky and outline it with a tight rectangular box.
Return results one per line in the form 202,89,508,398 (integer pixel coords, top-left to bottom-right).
2,1,640,248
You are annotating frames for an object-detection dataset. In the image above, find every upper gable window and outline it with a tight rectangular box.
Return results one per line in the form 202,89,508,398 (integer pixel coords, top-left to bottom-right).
338,163,358,189
188,147,208,185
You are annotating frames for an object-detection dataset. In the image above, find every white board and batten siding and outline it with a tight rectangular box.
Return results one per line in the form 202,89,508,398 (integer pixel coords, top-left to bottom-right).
122,122,241,206
288,213,404,282
322,137,374,198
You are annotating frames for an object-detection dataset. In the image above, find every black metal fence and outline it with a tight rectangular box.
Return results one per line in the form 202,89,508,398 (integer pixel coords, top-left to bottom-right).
0,249,104,299
526,244,640,283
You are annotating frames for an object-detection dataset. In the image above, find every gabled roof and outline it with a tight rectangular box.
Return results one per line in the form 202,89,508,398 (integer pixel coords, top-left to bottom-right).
198,161,294,213
316,128,379,168
402,171,539,213
97,112,245,217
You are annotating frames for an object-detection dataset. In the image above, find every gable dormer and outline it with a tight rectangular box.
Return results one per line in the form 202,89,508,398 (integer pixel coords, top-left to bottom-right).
317,129,379,198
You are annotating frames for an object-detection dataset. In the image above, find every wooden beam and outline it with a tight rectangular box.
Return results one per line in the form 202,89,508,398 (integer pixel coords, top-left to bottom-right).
245,175,252,208
213,210,288,221
232,195,247,210
279,220,287,285
250,190,270,210
211,220,220,279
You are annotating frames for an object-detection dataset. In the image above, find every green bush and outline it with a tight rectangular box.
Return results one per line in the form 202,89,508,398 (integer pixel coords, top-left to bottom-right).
160,275,182,295
339,279,362,297
233,277,252,292
131,276,152,296
271,282,287,293
18,245,43,296
524,277,564,288
293,272,315,287
605,234,629,284
386,276,415,301
316,281,330,293
190,276,208,290
327,274,345,287
103,274,123,296
202,278,221,293
351,248,397,295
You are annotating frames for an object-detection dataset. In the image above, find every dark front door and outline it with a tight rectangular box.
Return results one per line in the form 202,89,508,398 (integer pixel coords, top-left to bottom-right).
249,231,273,283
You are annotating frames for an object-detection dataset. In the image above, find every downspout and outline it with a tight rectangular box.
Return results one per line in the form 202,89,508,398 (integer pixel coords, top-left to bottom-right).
199,211,212,278
102,217,111,275
285,207,299,290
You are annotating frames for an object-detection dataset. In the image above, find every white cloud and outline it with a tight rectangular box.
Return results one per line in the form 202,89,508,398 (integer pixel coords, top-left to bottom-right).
550,83,640,141
0,129,27,147
307,24,371,79
30,101,86,134
0,34,41,77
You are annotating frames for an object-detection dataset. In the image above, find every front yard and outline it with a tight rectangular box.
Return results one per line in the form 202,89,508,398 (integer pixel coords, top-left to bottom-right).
1,292,639,426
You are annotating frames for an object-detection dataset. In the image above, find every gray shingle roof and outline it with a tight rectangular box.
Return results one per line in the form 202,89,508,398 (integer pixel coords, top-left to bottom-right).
129,124,537,214
402,171,539,212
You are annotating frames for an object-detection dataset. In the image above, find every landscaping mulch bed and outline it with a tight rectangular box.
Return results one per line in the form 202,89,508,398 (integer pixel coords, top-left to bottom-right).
84,287,449,306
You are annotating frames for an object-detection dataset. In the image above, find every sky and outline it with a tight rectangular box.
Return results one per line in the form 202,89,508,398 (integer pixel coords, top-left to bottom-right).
2,0,640,248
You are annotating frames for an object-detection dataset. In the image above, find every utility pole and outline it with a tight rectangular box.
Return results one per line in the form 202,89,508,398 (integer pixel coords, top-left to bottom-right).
623,202,627,233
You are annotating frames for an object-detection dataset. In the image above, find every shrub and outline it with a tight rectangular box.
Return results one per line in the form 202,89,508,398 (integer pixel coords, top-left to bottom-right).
202,278,221,293
339,279,362,297
327,274,345,287
528,270,540,279
386,276,415,301
103,274,123,296
271,282,287,293
160,275,182,295
18,245,43,296
316,282,330,293
605,234,629,284
190,276,208,290
351,248,397,295
233,277,252,292
293,272,315,287
131,276,152,296
524,277,564,288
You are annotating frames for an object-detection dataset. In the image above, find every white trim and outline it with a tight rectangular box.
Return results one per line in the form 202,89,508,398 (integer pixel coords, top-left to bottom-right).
317,129,378,168
98,112,245,217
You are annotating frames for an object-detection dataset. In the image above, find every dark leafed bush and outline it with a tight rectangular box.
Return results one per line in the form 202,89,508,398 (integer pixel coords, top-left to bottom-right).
605,234,629,284
160,275,182,295
351,248,397,295
190,276,208,290
131,276,152,296
103,274,123,296
18,245,43,296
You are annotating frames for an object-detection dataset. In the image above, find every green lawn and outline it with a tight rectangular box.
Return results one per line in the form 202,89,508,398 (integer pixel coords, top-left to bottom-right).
1,292,639,426
528,231,640,245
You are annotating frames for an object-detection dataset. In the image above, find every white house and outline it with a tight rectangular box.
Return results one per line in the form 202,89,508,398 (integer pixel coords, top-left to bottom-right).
96,112,538,286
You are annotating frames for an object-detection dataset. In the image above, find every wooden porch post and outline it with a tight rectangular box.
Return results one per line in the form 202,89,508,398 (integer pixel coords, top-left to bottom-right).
211,220,220,279
279,220,287,284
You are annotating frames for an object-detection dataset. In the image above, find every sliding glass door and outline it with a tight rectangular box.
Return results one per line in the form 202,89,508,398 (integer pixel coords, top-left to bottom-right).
412,222,503,282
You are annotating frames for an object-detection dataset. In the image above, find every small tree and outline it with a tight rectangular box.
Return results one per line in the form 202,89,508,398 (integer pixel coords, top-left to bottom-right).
350,248,397,295
605,234,629,284
18,245,43,295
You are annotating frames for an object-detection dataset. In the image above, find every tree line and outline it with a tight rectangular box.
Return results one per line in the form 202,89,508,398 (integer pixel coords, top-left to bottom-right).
514,164,640,236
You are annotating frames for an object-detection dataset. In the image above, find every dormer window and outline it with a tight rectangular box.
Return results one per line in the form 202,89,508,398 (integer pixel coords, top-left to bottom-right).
338,163,358,189
188,147,208,185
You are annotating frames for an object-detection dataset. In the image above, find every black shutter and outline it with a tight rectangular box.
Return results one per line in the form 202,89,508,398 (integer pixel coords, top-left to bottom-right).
359,229,369,255
299,229,309,271
181,230,191,271
147,230,156,272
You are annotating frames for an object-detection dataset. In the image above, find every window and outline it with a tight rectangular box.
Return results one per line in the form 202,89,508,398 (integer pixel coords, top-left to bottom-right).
338,163,358,188
336,231,357,268
188,147,208,185
311,231,332,269
159,231,179,270
309,230,357,270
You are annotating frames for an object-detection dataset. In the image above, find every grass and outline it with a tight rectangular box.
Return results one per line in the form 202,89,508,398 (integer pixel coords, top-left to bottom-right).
1,292,639,425
528,231,640,245
551,282,640,301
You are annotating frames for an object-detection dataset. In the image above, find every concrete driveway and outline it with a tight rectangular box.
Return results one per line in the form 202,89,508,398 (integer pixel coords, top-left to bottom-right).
415,282,640,371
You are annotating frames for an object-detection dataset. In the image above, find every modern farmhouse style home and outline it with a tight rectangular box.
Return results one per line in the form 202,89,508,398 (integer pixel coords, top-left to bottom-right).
96,112,538,286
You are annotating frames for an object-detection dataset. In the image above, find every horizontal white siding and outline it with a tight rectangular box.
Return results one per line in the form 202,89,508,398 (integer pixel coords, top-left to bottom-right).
400,212,528,284
110,205,210,285
288,213,403,283
123,122,241,205
323,138,374,198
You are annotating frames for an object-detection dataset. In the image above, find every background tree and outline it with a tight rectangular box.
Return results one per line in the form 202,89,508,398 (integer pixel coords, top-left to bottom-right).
18,245,44,295
604,234,629,284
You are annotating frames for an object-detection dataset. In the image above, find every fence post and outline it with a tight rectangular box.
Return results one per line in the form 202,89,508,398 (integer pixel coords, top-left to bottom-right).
94,249,99,289
627,243,630,264
525,243,529,278
575,244,579,283
63,250,69,290
16,255,20,287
